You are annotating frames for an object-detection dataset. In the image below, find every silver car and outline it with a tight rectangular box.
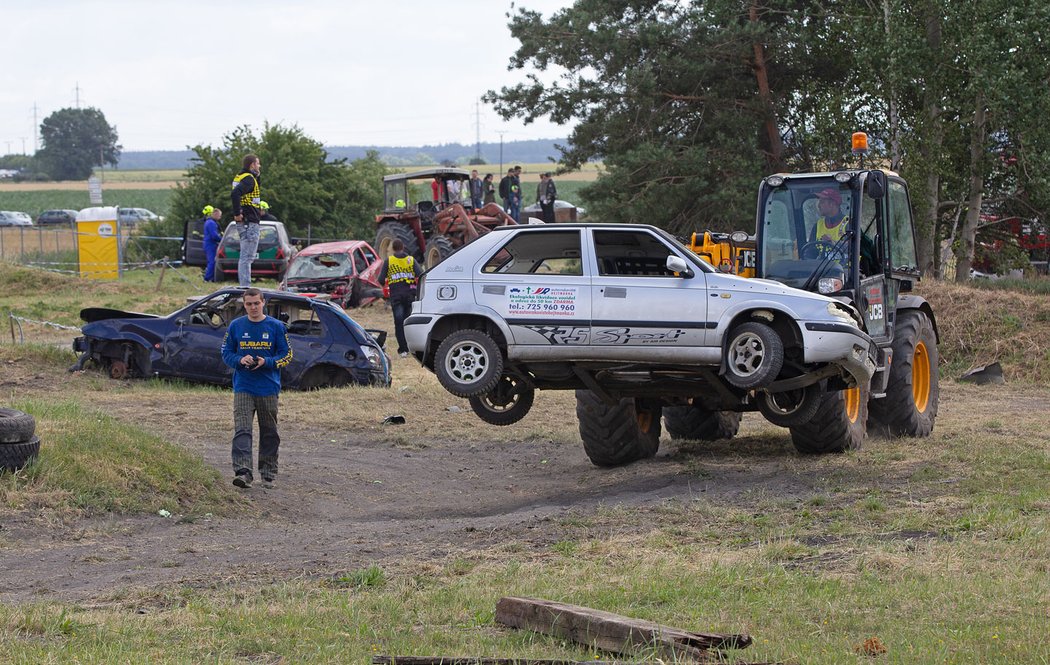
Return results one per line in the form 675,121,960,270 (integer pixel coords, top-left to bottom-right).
406,223,876,465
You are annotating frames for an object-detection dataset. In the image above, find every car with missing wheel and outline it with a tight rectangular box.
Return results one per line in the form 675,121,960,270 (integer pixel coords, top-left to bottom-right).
405,223,877,466
72,287,391,390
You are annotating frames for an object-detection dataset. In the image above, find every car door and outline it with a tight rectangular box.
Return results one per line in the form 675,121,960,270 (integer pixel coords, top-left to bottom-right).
183,219,207,267
588,228,709,353
474,229,591,349
162,294,238,383
266,297,332,386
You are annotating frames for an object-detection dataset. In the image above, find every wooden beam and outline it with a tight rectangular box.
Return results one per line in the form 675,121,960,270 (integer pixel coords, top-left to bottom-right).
494,597,753,661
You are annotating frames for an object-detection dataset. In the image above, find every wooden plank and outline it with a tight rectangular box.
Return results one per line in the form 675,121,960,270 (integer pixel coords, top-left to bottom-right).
494,596,752,661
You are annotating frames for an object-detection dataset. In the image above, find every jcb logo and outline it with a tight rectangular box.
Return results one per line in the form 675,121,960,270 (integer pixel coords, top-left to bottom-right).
740,250,756,269
868,303,884,321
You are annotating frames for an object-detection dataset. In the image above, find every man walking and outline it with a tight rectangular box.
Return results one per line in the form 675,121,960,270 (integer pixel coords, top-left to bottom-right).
382,239,424,358
469,169,483,209
202,205,223,282
509,165,523,223
220,288,292,489
539,172,557,224
499,168,514,212
230,154,263,287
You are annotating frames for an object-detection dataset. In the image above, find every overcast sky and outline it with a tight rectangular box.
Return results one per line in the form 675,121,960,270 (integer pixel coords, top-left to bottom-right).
0,0,575,154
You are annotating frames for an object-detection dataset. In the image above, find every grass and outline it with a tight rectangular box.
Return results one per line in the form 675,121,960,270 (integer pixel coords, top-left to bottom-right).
0,189,172,219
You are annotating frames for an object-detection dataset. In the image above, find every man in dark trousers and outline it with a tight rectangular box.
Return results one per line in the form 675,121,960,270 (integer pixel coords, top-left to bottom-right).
539,172,558,224
220,288,293,489
469,169,483,209
230,154,263,287
382,239,424,358
499,168,514,212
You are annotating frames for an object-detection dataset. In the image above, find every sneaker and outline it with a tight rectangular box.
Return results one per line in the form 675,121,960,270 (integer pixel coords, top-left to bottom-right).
398,351,409,358
259,477,275,488
233,474,252,489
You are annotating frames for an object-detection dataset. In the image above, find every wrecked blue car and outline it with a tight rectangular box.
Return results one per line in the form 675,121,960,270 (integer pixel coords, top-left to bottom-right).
72,287,391,390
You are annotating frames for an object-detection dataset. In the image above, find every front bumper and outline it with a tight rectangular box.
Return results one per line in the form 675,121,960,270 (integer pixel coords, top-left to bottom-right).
801,322,877,387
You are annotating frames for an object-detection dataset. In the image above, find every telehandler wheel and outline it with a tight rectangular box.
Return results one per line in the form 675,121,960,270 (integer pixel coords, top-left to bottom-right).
663,404,740,441
576,390,661,467
435,329,504,398
724,322,784,390
375,222,420,260
757,381,823,427
468,374,535,426
789,384,868,454
424,234,455,269
869,310,939,438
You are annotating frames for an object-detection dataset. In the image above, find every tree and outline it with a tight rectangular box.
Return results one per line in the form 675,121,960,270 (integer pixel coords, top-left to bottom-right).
36,107,120,180
168,123,387,243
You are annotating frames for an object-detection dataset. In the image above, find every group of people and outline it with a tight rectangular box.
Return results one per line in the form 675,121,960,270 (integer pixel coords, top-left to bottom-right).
429,166,557,224
433,169,498,209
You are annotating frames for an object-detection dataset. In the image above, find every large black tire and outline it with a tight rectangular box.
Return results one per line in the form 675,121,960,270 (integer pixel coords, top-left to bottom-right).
468,375,535,426
724,322,784,389
375,222,421,261
869,310,939,438
663,404,740,441
790,385,868,454
757,381,824,428
0,408,35,444
424,234,455,270
576,390,662,467
0,436,40,472
434,329,504,397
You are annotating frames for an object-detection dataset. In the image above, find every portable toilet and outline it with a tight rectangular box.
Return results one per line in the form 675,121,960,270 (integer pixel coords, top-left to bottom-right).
76,206,122,279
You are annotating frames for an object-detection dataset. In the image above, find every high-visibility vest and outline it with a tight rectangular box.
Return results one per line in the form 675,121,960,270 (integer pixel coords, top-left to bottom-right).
387,254,417,287
232,172,261,209
816,215,849,243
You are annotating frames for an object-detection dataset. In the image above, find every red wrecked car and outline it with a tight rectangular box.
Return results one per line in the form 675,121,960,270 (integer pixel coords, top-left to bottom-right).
279,240,385,308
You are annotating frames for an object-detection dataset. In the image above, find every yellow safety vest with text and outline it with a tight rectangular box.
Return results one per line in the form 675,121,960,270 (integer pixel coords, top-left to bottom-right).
816,215,849,244
387,254,417,286
232,172,261,209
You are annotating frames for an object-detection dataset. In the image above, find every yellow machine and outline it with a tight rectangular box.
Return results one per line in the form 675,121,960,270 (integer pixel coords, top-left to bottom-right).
688,230,757,277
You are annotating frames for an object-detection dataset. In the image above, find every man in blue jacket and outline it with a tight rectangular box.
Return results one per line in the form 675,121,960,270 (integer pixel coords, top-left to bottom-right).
220,288,293,488
202,206,223,282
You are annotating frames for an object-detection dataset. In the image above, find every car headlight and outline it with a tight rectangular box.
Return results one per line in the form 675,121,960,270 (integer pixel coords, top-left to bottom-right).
818,277,844,294
362,345,383,370
827,302,859,327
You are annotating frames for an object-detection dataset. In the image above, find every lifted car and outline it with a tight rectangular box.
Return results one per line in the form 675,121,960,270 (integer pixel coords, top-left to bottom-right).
72,288,391,390
406,223,877,466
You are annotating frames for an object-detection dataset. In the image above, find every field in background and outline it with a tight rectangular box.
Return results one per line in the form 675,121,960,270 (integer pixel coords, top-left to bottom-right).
0,189,172,219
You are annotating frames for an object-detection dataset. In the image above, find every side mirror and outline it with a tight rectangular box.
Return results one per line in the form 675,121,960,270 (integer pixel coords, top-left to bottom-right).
666,255,692,276
866,171,887,199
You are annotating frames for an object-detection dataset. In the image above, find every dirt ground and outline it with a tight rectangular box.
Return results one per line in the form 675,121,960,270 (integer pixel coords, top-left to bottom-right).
1,347,1045,606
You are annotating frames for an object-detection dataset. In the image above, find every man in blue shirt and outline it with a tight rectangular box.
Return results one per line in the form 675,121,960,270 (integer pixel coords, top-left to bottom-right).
202,206,223,282
220,288,293,488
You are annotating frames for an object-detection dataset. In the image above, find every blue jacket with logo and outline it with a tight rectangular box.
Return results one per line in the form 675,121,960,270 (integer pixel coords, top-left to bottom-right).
220,315,292,396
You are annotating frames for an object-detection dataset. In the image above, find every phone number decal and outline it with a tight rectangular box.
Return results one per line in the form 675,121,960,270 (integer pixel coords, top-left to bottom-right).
508,286,578,317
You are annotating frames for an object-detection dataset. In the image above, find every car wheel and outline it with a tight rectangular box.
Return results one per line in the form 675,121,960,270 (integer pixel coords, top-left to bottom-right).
424,234,455,269
576,390,661,467
724,322,784,390
0,408,36,444
299,365,353,390
663,404,739,441
0,436,41,472
375,222,421,261
868,310,939,438
468,374,535,426
790,385,868,454
756,381,823,427
434,329,504,397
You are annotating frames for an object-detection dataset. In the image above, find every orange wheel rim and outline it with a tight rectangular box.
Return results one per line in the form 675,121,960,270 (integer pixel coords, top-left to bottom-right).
913,341,931,413
844,387,860,423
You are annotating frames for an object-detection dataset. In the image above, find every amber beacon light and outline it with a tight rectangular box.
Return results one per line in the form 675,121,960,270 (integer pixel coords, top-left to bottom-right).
851,132,869,155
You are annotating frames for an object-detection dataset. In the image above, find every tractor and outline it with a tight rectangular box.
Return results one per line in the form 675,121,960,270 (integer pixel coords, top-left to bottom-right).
374,168,516,268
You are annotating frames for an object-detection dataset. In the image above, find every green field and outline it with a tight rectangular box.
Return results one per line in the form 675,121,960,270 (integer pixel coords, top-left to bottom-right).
0,189,173,219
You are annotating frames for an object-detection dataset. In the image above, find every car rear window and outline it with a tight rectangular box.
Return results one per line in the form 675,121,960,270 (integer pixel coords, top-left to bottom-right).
224,225,279,248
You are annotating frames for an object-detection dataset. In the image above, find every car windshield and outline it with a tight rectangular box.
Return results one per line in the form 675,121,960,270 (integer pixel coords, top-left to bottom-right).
287,253,352,279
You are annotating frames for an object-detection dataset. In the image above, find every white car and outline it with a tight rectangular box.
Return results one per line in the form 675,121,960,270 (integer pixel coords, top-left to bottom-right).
406,223,876,465
0,211,33,227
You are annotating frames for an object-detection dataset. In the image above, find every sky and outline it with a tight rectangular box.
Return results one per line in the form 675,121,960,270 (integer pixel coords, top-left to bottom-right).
0,0,575,154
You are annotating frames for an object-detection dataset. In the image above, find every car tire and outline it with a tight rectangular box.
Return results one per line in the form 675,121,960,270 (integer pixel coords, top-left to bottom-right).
468,374,535,426
663,404,739,441
435,329,504,398
576,390,661,467
375,222,421,261
789,385,868,454
0,408,35,444
0,435,41,472
724,322,784,389
756,381,823,428
424,234,455,269
868,310,939,438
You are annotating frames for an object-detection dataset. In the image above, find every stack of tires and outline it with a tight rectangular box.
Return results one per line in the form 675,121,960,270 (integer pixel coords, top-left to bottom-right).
0,408,39,472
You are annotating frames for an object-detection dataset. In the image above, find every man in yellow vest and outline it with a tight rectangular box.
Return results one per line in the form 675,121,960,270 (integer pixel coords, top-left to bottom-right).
813,188,848,244
231,154,263,286
381,239,424,358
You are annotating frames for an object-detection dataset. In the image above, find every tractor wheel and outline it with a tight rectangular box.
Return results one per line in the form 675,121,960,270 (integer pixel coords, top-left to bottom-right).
0,436,40,472
468,374,535,426
663,404,740,441
424,234,456,269
724,322,784,390
757,381,823,428
375,222,420,260
0,408,36,444
869,310,939,438
576,390,661,467
434,329,504,398
789,385,868,454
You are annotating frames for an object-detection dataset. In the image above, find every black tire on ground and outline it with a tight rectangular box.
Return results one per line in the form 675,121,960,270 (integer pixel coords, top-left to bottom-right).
789,385,868,454
468,375,535,426
434,329,504,398
576,390,662,467
299,365,353,390
0,436,41,472
756,381,824,428
424,234,456,270
723,322,784,389
375,222,421,261
342,277,364,309
0,408,35,444
869,310,939,438
663,404,740,441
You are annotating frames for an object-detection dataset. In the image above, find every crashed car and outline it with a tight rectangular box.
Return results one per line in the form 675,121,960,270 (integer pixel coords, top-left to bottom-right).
279,240,384,308
72,287,391,390
406,223,877,465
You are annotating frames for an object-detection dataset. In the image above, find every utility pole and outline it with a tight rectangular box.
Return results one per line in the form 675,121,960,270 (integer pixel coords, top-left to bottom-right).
31,103,38,153
497,131,507,175
20,138,26,155
74,82,82,108
474,99,482,163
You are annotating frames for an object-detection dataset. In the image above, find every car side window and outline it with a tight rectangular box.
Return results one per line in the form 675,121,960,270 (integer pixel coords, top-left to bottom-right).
271,301,324,337
482,231,583,275
593,230,680,277
362,246,378,264
353,250,368,273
